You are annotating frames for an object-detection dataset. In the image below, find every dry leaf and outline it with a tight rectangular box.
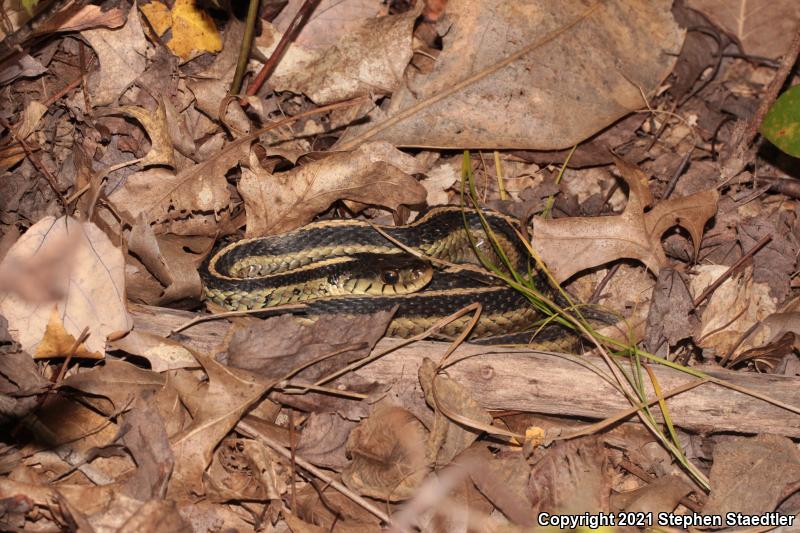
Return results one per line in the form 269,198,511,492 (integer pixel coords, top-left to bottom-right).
272,0,385,50
205,438,286,502
187,18,247,128
110,330,198,372
98,100,176,168
687,0,800,58
295,481,382,532
226,311,392,417
0,52,46,86
728,311,800,370
139,1,172,36
167,0,222,60
528,437,611,515
338,0,684,150
239,141,426,236
82,4,149,106
269,9,418,105
0,216,132,358
168,353,272,497
691,265,776,356
296,412,356,470
704,435,800,517
127,218,206,306
611,474,693,514
419,358,493,466
108,139,242,235
644,268,698,355
33,4,127,34
463,445,536,526
532,158,719,282
342,405,429,501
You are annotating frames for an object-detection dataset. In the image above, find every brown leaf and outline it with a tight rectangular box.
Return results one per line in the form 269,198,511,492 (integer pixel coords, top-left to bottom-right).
118,395,174,500
730,312,800,370
527,437,611,514
239,142,426,236
81,5,149,106
611,474,693,514
205,438,287,502
704,434,800,516
60,359,166,414
0,52,47,86
644,268,698,355
419,358,493,466
337,0,683,150
127,218,206,306
687,0,800,58
295,481,382,533
168,354,272,497
269,10,418,105
342,405,429,501
34,4,127,34
296,412,356,470
108,152,236,236
0,351,49,420
691,265,776,356
98,100,176,168
227,311,392,416
532,158,719,282
738,217,797,301
0,217,132,358
272,0,385,50
110,330,198,372
464,445,536,526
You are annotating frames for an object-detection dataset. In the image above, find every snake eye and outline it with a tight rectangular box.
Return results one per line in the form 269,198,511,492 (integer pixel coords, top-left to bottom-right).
381,269,399,284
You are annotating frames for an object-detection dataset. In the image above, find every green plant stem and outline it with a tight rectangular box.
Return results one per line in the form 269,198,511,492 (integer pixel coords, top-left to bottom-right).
231,0,260,95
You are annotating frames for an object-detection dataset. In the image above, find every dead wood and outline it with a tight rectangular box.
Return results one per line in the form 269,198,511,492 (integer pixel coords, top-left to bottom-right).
130,304,800,437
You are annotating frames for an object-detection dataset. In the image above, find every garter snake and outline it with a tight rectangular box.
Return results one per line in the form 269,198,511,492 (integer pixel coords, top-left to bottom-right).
201,206,608,343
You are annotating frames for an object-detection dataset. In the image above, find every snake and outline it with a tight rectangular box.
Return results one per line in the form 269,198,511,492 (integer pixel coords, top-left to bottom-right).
200,206,609,343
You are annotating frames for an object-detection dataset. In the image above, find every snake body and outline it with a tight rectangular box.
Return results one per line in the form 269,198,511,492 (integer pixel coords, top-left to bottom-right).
201,207,592,342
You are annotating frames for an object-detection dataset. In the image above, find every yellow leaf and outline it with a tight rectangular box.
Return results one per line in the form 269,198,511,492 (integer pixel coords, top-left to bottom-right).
139,0,172,37
35,308,99,359
168,0,222,60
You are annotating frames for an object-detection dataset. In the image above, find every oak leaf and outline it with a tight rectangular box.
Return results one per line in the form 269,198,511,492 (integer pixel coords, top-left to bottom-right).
532,157,719,282
238,141,426,236
98,100,176,168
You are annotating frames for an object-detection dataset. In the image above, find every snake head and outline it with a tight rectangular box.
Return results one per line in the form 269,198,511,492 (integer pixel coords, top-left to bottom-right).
339,254,433,295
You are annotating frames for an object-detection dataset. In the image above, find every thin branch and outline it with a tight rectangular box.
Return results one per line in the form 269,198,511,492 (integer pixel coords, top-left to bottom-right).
237,420,394,526
245,0,321,96
692,234,772,308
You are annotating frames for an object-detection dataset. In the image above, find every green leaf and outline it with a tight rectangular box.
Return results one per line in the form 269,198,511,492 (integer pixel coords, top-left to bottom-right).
761,84,800,157
21,0,39,15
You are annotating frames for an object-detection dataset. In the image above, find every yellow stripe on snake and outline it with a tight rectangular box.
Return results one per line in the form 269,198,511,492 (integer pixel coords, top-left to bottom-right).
200,206,612,344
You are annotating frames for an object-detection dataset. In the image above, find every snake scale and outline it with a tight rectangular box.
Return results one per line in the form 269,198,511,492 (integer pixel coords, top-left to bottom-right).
200,206,611,344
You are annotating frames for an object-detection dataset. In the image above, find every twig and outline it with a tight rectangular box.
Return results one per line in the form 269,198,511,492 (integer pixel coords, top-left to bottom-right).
743,24,800,146
0,116,66,210
230,0,260,95
237,419,394,526
245,0,321,96
662,147,693,199
169,304,307,335
692,234,772,308
588,263,620,304
618,459,703,512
